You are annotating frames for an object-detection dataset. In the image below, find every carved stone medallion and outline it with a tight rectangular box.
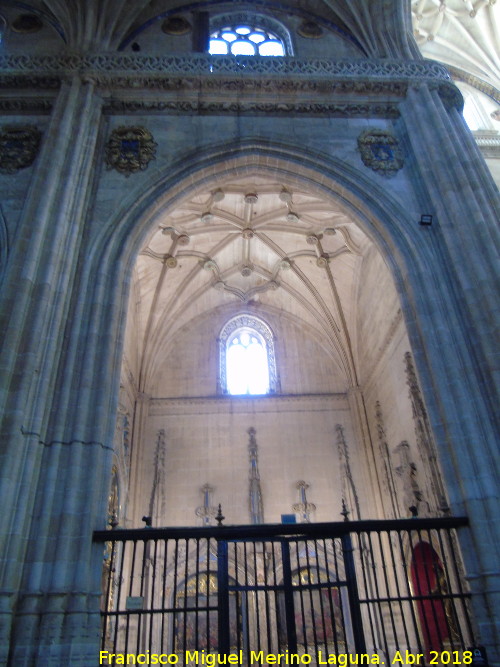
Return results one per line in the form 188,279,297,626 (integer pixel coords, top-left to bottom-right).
357,128,404,177
105,126,157,175
0,125,41,174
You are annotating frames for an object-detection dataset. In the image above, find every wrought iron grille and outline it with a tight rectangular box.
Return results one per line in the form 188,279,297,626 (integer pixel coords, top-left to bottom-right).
94,517,475,664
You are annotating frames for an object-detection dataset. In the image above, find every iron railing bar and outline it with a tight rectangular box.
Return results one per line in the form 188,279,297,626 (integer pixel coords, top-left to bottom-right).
217,538,230,654
417,527,446,650
434,528,464,649
304,538,320,658
376,531,399,649
293,539,309,653
243,543,251,662
355,532,379,654
437,527,473,646
101,539,116,651
205,538,213,652
332,536,351,653
342,532,367,654
171,538,179,653
313,538,329,657
136,540,148,655
397,529,425,657
358,592,471,604
160,538,168,655
194,538,200,652
280,537,298,653
252,540,262,655
101,604,220,616
263,543,274,653
322,537,340,655
181,537,190,655
365,530,389,657
124,540,138,655
148,538,158,653
112,539,127,653
386,530,412,649
232,541,241,653
93,517,469,543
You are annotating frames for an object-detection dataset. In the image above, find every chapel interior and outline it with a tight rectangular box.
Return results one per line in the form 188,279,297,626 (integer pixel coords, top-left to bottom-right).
0,0,498,663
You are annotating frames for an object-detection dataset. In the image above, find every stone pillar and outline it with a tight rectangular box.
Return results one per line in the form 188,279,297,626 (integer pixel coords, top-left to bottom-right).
399,84,500,658
0,76,107,663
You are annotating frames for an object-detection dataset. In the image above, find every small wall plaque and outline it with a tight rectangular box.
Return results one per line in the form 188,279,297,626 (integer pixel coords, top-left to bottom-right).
126,596,144,611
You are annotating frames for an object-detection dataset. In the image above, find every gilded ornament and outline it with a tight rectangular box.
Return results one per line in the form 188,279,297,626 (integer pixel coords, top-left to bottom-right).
105,126,157,176
0,125,41,174
357,128,404,177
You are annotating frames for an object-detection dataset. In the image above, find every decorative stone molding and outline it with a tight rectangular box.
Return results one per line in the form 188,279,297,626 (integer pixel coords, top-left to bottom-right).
404,351,449,514
149,393,349,416
105,99,402,117
104,126,157,175
473,131,500,158
0,54,453,79
0,125,41,174
247,427,264,524
335,424,361,520
374,401,400,518
0,54,462,116
357,128,404,177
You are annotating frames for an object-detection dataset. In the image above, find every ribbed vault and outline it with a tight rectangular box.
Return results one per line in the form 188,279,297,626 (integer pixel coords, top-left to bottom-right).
130,172,377,393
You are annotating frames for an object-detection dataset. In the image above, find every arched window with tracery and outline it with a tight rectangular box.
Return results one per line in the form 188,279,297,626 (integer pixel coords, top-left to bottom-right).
209,13,292,56
219,315,278,395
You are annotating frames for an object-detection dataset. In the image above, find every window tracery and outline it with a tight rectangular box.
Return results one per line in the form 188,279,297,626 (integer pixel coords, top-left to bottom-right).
209,13,291,56
219,315,278,395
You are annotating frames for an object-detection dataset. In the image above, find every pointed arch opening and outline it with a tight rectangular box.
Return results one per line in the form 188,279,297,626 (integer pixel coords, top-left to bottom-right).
219,314,278,395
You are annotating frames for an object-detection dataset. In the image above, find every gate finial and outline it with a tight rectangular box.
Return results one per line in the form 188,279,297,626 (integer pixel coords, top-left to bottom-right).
215,504,225,526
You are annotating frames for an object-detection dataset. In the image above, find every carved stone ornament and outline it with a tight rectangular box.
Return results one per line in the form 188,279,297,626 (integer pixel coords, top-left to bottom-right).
357,128,404,177
0,125,41,174
105,126,157,176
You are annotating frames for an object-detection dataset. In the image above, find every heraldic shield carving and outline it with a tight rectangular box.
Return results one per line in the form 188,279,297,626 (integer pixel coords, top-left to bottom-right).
105,126,157,175
357,128,404,177
0,125,41,174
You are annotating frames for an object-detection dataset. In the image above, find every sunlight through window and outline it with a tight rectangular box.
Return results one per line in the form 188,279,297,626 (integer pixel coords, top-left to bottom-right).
209,25,285,57
227,330,270,395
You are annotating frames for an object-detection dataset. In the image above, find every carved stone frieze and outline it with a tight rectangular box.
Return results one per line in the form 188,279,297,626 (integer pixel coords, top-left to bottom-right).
104,99,401,117
0,54,463,116
0,125,41,174
357,128,404,177
0,54,453,79
104,126,157,175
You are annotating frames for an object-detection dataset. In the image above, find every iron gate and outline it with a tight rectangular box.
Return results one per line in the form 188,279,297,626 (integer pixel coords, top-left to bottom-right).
94,517,475,664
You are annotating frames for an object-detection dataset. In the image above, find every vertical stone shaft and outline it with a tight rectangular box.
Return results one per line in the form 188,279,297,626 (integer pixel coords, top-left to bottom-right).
0,77,104,663
248,427,264,524
400,84,500,654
